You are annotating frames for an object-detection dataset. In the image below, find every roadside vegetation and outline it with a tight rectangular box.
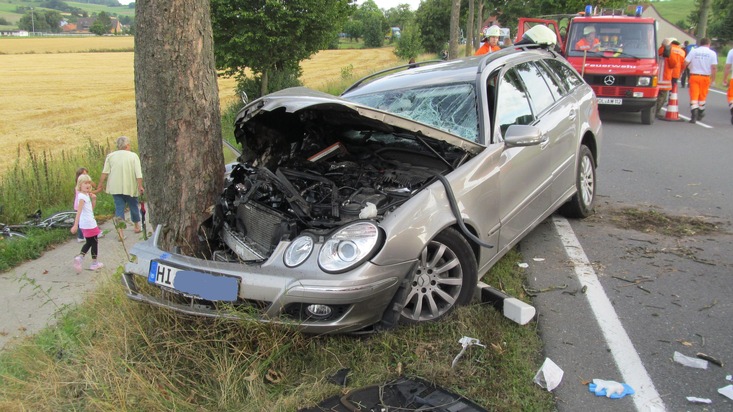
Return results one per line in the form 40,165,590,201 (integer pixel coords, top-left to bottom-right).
0,249,552,411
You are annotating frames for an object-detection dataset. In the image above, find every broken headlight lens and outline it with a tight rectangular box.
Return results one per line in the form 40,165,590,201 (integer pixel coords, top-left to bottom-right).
284,235,315,267
318,222,382,273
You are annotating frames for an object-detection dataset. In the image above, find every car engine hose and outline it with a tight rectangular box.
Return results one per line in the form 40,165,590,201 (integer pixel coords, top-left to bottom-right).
434,173,494,249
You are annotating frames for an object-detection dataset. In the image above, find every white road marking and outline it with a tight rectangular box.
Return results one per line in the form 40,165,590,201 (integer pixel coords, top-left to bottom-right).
552,216,666,412
659,108,713,128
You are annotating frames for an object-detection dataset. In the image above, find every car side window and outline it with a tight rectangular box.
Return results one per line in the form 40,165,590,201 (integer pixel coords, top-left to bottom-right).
534,61,565,100
543,58,585,91
514,62,556,116
496,69,534,136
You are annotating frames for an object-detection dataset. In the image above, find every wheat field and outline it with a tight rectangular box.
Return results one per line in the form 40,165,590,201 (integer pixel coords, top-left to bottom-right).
0,37,400,174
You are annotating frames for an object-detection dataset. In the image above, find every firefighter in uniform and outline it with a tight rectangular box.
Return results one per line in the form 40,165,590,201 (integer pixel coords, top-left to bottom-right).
475,26,502,55
682,38,718,124
655,38,686,118
575,26,600,51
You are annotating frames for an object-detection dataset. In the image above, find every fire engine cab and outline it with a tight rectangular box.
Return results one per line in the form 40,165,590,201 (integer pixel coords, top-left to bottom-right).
518,6,659,124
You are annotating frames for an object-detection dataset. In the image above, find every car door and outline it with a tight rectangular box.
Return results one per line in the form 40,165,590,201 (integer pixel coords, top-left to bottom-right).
494,65,553,251
541,58,587,200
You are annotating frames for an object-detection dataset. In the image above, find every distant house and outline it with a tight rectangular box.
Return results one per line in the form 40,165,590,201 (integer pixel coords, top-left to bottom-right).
74,17,123,34
61,23,77,33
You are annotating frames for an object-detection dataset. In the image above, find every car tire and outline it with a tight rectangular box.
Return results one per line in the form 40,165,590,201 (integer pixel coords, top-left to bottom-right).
560,145,596,218
400,227,477,324
641,105,655,125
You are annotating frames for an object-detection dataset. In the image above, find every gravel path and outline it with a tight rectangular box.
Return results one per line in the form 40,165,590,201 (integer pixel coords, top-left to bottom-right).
0,219,136,350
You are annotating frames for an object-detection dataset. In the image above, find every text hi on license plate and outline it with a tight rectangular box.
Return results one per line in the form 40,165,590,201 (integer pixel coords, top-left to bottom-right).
598,98,622,105
148,261,239,302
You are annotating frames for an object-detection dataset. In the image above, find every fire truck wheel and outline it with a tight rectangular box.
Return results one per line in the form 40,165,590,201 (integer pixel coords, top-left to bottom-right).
641,105,655,125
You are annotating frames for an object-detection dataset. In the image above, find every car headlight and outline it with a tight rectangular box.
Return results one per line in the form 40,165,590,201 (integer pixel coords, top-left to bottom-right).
318,221,383,273
637,77,651,87
284,235,314,267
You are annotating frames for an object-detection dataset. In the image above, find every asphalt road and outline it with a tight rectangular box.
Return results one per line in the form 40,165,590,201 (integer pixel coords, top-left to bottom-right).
522,86,733,411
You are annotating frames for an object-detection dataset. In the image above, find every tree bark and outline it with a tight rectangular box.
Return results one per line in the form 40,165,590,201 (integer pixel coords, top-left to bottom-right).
134,0,224,256
449,0,461,59
261,69,269,96
476,2,484,50
466,0,474,56
697,0,712,39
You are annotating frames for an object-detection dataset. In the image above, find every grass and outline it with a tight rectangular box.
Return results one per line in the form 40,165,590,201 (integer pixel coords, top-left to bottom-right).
0,250,552,411
651,0,696,28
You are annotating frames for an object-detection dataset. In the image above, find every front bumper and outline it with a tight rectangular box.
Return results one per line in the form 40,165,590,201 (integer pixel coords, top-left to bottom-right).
122,226,414,334
596,97,656,112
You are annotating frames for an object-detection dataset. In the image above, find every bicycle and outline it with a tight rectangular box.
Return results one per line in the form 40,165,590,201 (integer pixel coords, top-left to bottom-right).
0,206,29,240
0,207,77,239
1,222,28,240
19,209,77,230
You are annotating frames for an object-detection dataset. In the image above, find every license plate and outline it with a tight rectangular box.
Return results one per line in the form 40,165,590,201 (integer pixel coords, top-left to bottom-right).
598,98,622,105
148,261,239,302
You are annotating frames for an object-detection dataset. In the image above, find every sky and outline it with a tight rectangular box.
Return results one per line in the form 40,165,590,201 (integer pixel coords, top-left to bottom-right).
117,0,423,10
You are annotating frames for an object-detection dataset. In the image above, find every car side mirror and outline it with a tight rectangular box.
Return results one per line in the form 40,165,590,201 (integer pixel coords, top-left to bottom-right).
504,125,547,147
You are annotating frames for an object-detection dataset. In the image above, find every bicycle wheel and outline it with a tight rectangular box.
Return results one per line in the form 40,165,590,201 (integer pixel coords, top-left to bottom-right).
1,230,28,240
44,211,77,229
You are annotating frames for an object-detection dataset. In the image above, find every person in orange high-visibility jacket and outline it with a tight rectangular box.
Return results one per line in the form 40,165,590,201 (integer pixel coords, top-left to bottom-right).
475,25,502,55
655,38,686,117
575,26,600,51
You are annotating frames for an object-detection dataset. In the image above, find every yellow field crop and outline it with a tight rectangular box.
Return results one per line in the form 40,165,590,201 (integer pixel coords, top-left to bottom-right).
0,38,399,174
0,36,135,54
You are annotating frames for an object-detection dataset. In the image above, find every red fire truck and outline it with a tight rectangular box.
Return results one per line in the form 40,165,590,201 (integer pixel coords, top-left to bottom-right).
518,6,659,124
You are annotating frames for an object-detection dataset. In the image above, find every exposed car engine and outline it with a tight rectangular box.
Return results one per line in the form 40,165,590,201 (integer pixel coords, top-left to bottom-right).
209,106,469,262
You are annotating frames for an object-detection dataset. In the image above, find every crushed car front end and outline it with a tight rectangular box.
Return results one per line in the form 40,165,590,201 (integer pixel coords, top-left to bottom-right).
122,88,479,334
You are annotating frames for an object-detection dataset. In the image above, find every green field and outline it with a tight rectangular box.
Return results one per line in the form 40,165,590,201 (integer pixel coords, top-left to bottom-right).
651,0,696,27
0,0,134,30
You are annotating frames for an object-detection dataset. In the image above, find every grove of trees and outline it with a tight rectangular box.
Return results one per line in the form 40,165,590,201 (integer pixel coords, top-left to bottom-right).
18,9,63,33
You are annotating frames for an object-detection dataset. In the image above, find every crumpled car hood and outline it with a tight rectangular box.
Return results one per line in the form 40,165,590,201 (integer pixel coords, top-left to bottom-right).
234,87,482,157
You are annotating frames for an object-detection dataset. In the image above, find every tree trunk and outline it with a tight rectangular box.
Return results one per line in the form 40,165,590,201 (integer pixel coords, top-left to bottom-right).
476,2,484,50
261,69,269,97
697,0,712,38
449,0,461,59
134,0,224,256
466,0,474,56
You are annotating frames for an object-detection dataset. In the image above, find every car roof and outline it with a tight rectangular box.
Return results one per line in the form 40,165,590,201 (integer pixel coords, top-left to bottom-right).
342,45,560,98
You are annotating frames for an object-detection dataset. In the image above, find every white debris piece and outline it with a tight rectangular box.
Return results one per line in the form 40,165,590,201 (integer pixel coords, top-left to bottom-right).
533,357,563,391
719,385,733,401
673,351,708,369
686,396,712,404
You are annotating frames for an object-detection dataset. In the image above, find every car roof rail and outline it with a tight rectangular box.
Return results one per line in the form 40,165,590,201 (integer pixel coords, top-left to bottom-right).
478,43,555,72
341,60,444,95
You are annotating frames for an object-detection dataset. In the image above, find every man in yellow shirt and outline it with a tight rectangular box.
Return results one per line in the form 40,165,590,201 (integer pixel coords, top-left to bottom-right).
97,136,145,238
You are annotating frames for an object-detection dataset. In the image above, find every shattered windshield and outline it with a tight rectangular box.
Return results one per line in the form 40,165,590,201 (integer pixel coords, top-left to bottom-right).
345,83,479,143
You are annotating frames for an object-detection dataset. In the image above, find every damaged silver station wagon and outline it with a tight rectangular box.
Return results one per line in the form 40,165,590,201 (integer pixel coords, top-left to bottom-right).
123,44,602,334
